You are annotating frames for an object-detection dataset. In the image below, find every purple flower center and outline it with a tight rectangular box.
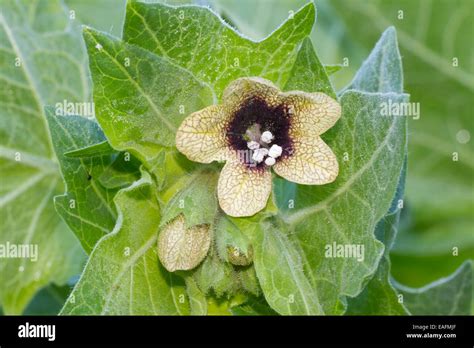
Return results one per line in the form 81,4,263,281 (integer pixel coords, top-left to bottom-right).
226,97,293,169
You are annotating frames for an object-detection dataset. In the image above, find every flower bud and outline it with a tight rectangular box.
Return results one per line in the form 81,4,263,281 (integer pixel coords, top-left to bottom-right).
227,245,253,266
158,215,211,272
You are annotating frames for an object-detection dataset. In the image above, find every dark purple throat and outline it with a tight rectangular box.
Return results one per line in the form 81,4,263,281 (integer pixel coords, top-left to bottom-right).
225,96,293,169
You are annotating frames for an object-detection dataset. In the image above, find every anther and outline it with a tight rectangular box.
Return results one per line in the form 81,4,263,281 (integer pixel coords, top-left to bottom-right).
268,144,282,158
261,131,274,144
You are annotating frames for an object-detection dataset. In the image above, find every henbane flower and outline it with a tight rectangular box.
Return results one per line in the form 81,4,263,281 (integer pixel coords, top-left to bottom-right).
176,77,341,217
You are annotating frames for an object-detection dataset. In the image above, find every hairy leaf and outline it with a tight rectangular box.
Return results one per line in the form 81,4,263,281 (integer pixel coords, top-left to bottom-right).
395,261,473,315
345,211,408,315
346,27,402,94
214,214,253,264
253,220,324,315
191,245,241,298
123,1,315,96
185,276,207,315
98,152,141,189
83,27,215,157
345,159,408,315
46,111,119,253
61,172,190,315
160,170,218,228
64,140,114,158
285,38,336,98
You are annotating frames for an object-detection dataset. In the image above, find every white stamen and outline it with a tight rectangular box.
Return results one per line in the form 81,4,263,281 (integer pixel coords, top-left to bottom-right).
268,144,283,158
259,148,269,156
252,148,268,163
261,131,274,144
252,152,264,163
247,141,260,150
265,157,276,166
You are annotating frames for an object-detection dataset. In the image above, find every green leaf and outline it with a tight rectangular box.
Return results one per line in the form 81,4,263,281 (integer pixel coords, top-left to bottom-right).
278,90,407,315
64,140,115,158
46,111,119,253
394,261,473,315
97,152,141,189
160,169,218,228
0,0,86,313
61,172,190,315
214,214,253,264
324,64,343,76
345,210,408,315
184,276,207,315
61,136,141,190
253,219,324,315
83,27,215,157
191,245,241,298
210,0,365,89
345,156,407,315
123,1,315,95
284,38,336,98
346,27,402,94
237,265,260,297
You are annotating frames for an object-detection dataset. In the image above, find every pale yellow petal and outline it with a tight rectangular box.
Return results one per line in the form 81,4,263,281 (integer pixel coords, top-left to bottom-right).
273,136,338,185
272,91,340,185
223,77,280,107
217,160,272,217
283,91,341,137
158,215,211,272
175,105,230,163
